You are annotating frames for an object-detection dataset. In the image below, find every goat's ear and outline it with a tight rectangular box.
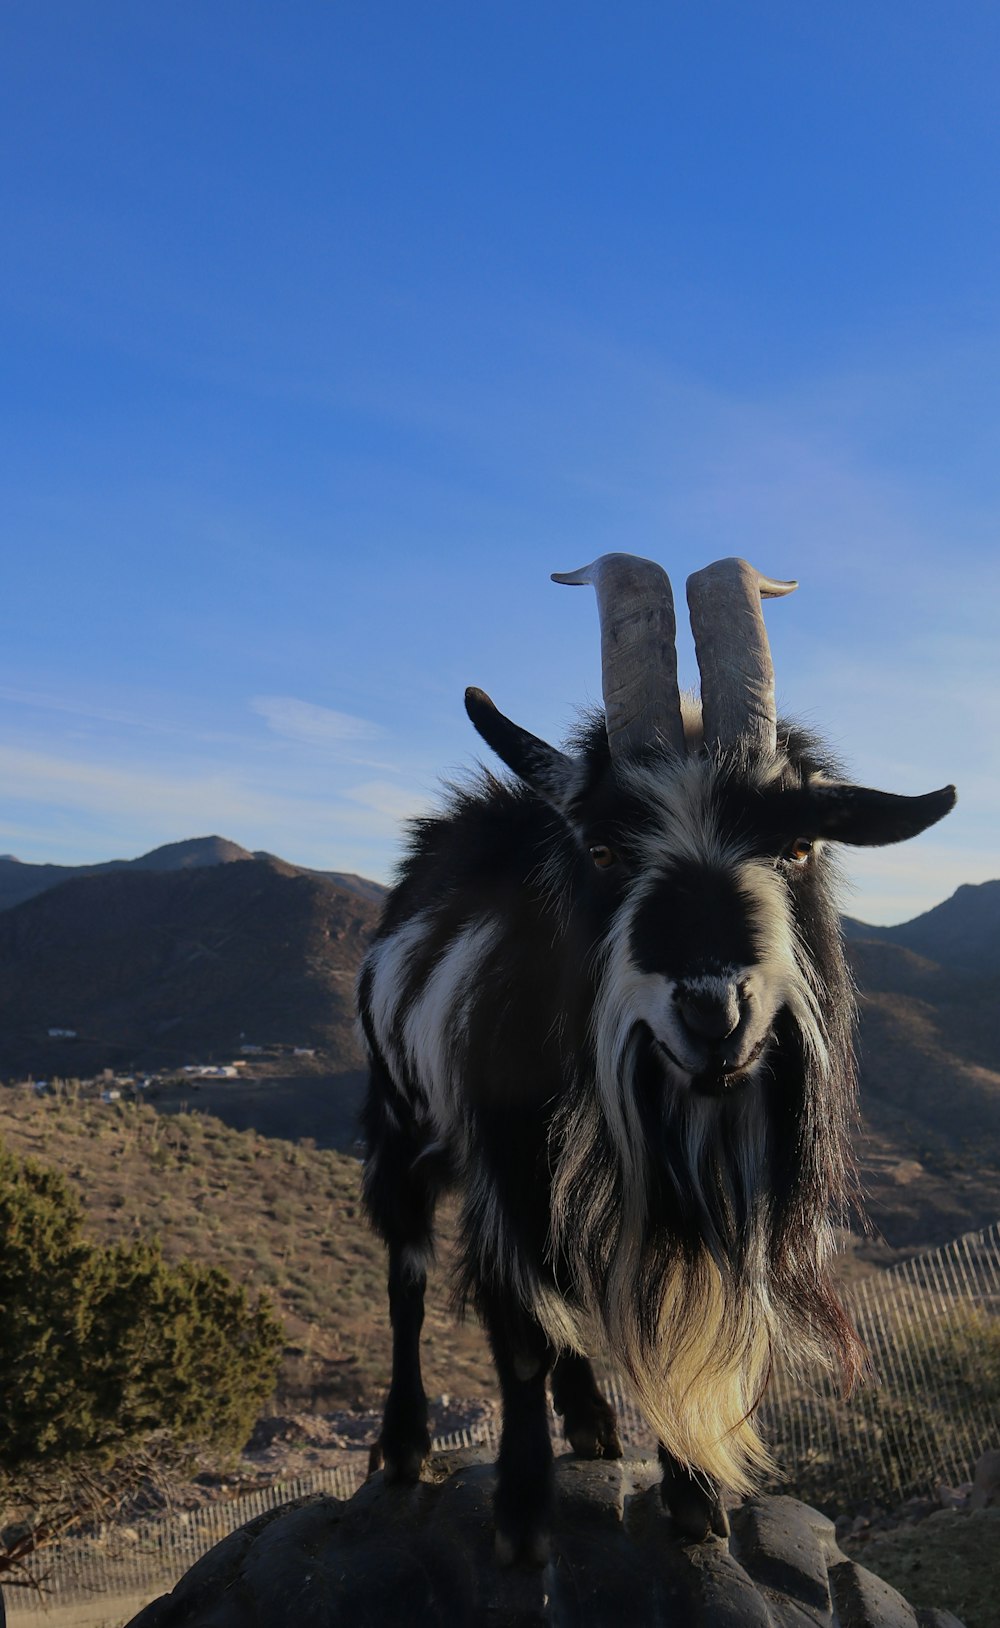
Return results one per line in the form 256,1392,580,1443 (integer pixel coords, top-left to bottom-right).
806,782,957,848
465,687,574,803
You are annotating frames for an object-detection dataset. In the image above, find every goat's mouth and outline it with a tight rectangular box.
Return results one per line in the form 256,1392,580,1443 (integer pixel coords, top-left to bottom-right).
654,1032,771,1097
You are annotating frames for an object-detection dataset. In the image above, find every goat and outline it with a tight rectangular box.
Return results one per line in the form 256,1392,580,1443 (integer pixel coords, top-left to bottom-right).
359,553,955,1560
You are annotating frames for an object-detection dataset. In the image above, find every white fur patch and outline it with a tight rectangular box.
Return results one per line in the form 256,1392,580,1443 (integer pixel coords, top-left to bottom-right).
364,912,434,1091
401,916,502,1139
400,1242,431,1282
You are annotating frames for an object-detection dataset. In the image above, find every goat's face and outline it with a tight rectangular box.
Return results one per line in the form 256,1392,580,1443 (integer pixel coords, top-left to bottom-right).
575,742,955,1097
466,681,955,1100
573,750,830,1098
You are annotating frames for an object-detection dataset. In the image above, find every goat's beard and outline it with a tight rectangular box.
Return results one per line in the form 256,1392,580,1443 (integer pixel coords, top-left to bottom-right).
544,1012,865,1494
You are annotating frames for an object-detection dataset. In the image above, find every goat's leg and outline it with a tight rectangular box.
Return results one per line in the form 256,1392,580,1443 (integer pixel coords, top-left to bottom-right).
551,1352,622,1460
658,1446,730,1540
362,1077,442,1483
480,1295,555,1565
367,1239,432,1481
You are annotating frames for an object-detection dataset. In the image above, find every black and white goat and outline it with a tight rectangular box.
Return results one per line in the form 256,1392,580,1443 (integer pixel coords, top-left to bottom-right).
359,554,955,1559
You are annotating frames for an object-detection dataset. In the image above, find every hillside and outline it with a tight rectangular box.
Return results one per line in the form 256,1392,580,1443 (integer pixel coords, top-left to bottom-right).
0,1083,495,1408
0,1083,908,1419
844,905,1000,1249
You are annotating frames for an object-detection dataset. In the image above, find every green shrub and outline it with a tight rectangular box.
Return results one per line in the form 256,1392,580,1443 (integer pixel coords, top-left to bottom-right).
0,1141,284,1470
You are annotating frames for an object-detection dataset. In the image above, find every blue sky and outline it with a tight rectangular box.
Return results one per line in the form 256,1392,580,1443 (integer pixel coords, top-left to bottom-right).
2,3,998,923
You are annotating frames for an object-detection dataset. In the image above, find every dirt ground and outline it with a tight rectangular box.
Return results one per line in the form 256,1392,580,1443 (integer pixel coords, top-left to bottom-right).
843,1506,1000,1628
3,1590,155,1627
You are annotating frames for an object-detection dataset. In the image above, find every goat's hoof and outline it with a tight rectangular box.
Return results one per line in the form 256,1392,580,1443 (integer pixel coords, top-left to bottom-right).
567,1418,623,1460
566,1400,622,1465
660,1462,728,1542
381,1444,429,1484
495,1527,551,1567
564,1397,623,1460
374,1424,430,1485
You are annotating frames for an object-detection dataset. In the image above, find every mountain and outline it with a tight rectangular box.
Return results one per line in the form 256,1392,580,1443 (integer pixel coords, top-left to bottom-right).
844,879,1000,978
0,837,386,912
842,880,1000,1249
0,856,380,1079
0,836,253,912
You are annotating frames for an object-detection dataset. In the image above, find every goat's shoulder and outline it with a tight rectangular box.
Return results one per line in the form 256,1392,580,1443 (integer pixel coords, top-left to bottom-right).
376,765,573,938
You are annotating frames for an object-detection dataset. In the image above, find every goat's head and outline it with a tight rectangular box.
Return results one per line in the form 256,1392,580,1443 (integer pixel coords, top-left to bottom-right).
466,554,955,1101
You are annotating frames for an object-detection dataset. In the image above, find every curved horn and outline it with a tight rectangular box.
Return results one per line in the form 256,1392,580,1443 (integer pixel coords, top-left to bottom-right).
552,553,685,760
686,557,797,755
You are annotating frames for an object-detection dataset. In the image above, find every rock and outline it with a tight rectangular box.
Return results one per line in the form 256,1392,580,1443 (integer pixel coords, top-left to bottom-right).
124,1452,968,1628
968,1447,1000,1511
729,1496,838,1613
829,1560,921,1627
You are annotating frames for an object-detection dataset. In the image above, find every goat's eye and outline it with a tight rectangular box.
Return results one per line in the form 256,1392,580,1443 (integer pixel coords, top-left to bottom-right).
784,837,814,866
589,844,617,870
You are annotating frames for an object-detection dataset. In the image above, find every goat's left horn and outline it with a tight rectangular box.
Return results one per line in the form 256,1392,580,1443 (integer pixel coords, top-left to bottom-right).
552,553,685,761
686,558,797,755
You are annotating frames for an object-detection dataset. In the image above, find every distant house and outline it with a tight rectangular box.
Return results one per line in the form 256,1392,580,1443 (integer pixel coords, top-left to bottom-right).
293,1047,316,1057
101,1089,121,1104
48,1027,77,1038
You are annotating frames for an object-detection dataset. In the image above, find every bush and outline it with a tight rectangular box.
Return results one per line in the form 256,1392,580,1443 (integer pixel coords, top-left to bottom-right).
0,1141,284,1470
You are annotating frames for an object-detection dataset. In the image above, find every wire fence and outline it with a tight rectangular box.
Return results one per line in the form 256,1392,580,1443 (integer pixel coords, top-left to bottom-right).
2,1468,364,1622
4,1220,999,1619
760,1219,1000,1509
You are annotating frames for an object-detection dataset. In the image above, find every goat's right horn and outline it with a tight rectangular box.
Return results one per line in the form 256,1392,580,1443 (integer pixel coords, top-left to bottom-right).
686,557,797,756
552,553,685,761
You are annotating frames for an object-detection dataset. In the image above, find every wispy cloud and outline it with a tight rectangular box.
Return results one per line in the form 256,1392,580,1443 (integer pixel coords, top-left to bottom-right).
343,780,433,823
0,744,291,830
251,695,385,748
0,743,421,878
0,683,186,736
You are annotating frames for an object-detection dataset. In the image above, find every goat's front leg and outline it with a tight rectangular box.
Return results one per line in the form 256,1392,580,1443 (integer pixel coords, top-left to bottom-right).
362,1070,442,1484
368,1240,432,1481
480,1294,555,1565
658,1445,730,1540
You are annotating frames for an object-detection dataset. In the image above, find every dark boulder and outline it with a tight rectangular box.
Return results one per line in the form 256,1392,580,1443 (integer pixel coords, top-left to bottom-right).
125,1451,965,1627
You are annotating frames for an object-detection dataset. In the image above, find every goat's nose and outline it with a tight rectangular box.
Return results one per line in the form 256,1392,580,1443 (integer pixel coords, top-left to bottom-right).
676,983,742,1043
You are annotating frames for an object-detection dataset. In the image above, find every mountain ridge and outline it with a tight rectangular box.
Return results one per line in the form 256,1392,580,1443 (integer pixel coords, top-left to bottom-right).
843,877,1000,975
0,836,386,913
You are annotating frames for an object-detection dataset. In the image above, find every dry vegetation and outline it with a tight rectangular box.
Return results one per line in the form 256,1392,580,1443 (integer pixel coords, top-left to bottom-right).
0,1082,495,1410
